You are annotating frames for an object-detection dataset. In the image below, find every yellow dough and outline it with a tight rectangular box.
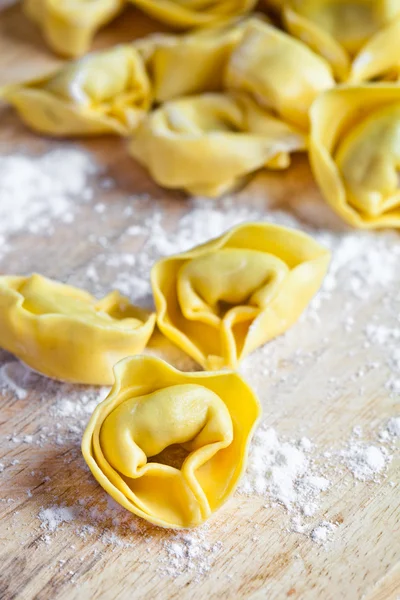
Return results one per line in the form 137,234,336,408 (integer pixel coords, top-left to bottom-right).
224,19,334,130
0,274,156,384
349,17,400,82
1,45,151,136
82,355,261,528
129,0,257,28
151,223,330,370
310,84,400,229
283,0,400,81
135,17,260,103
24,0,126,58
129,93,306,196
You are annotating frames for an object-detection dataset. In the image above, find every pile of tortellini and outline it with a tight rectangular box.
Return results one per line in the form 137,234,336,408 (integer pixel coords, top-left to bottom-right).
2,0,398,528
0,224,330,527
2,0,400,227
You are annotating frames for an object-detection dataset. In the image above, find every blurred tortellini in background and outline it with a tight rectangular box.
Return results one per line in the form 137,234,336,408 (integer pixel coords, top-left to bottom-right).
129,17,332,194
131,0,257,28
7,0,400,229
23,0,257,57
82,356,260,528
310,84,400,229
151,223,330,370
23,0,127,57
129,93,306,196
1,45,151,136
282,0,400,82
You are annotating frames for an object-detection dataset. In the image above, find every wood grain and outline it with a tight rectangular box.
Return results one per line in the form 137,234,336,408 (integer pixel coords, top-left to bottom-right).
0,3,399,600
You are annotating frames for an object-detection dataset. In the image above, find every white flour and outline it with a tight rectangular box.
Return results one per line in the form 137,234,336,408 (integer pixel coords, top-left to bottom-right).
0,146,399,581
0,148,97,240
39,505,78,532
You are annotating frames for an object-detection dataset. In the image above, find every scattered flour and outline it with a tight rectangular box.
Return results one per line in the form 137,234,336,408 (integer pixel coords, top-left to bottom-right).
39,505,78,532
161,531,222,579
310,522,336,544
339,443,388,482
239,427,313,510
1,148,400,575
0,148,97,249
387,417,400,437
0,362,31,399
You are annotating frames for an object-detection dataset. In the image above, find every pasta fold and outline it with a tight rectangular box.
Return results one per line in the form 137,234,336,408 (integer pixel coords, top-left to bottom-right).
310,84,400,228
82,355,260,528
0,274,155,384
224,20,335,130
1,45,151,136
283,0,400,81
129,93,306,196
135,17,258,102
129,0,257,28
23,0,126,57
151,223,330,370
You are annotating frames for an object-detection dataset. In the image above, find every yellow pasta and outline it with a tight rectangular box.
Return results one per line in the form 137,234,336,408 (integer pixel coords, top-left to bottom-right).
151,223,330,370
129,0,257,28
135,17,259,102
82,355,261,528
283,0,400,81
129,93,306,196
1,45,151,136
24,0,126,58
310,85,400,229
349,17,400,82
0,274,155,384
224,19,335,130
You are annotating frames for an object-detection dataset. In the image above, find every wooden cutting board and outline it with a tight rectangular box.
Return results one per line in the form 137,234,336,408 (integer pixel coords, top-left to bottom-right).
0,3,399,599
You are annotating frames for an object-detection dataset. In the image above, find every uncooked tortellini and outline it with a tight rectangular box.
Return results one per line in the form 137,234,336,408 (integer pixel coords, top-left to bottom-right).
136,17,258,102
151,223,330,370
0,274,155,384
1,45,150,136
82,356,260,528
129,93,306,196
283,0,400,81
24,0,126,58
310,84,400,229
225,19,335,130
130,0,257,28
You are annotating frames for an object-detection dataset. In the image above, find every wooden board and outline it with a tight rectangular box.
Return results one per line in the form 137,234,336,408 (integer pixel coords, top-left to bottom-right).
0,3,399,599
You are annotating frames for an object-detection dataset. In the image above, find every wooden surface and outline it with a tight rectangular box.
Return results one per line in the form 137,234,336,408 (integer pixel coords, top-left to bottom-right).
0,3,400,600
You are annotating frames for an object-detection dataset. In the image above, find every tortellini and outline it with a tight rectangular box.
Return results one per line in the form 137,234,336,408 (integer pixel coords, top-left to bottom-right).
130,0,257,28
136,17,257,102
151,223,330,370
23,0,126,58
0,274,155,384
283,0,400,81
82,355,261,528
310,84,400,229
129,93,306,196
225,20,335,130
1,45,151,136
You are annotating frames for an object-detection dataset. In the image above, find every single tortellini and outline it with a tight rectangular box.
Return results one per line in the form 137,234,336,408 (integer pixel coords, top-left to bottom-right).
310,84,400,229
135,17,260,103
0,274,156,384
224,20,335,130
349,17,400,83
151,223,330,370
82,355,261,528
283,0,400,81
24,0,126,58
130,0,257,28
129,93,306,196
1,45,151,136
